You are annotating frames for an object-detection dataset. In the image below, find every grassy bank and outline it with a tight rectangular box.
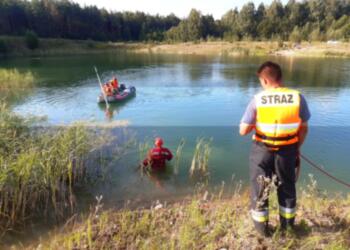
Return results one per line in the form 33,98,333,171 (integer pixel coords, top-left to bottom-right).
0,103,114,235
31,178,350,250
1,36,350,58
0,36,143,57
134,41,350,58
134,41,277,57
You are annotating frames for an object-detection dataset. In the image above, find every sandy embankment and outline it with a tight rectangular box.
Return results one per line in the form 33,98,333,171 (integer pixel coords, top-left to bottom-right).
275,42,350,57
131,41,350,58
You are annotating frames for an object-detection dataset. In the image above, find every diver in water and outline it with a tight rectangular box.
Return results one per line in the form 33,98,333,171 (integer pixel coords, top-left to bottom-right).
143,137,173,171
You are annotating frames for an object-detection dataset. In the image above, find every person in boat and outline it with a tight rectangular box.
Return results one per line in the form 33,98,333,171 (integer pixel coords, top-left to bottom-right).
143,137,173,171
102,77,119,96
239,61,311,236
111,77,119,94
103,83,114,96
119,83,126,92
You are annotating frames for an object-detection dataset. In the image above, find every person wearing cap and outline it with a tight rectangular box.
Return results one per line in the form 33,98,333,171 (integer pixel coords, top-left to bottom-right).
143,138,173,171
239,61,311,236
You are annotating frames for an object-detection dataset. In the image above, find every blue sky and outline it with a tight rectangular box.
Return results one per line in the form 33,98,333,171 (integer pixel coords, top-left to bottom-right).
74,0,288,19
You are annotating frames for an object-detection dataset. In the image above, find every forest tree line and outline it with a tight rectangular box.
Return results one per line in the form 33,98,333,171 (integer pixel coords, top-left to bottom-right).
0,0,350,43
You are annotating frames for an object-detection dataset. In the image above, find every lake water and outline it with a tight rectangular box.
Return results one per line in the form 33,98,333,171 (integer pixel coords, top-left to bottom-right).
1,53,350,203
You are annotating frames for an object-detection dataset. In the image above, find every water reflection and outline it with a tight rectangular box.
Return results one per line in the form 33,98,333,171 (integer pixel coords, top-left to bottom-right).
98,102,129,120
220,63,258,88
2,53,350,89
283,57,350,88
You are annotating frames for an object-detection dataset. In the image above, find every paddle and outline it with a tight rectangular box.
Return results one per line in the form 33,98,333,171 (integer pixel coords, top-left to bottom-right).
94,66,110,109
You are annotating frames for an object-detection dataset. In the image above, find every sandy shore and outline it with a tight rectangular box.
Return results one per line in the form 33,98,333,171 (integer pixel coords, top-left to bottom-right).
131,41,350,58
275,42,350,57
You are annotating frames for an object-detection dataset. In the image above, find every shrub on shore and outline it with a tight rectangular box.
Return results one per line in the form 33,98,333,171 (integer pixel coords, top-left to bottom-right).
25,31,39,50
0,39,7,54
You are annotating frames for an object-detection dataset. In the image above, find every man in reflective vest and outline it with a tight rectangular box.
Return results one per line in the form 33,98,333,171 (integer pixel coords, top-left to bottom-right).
143,137,173,171
239,61,311,236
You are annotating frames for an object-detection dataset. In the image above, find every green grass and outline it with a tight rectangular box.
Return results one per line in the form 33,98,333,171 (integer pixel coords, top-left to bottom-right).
0,36,131,57
0,103,113,235
2,36,350,59
33,177,350,250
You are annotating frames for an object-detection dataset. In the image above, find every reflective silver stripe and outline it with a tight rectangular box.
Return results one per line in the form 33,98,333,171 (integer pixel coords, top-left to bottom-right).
279,206,296,214
256,122,300,134
251,209,269,223
256,123,300,130
279,206,296,219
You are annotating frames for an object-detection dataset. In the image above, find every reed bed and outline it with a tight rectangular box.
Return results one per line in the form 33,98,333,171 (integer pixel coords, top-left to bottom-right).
189,138,212,183
138,142,151,165
0,69,35,104
137,141,151,176
174,138,186,176
0,104,110,235
0,69,34,90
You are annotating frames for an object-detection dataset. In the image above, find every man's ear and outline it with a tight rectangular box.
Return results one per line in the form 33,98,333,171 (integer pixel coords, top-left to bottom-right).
263,78,268,86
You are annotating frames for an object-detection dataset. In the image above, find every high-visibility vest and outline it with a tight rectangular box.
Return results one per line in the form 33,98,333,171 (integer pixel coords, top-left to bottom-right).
254,87,301,146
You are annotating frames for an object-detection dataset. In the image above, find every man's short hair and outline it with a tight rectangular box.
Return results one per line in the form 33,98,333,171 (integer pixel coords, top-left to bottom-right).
257,61,282,82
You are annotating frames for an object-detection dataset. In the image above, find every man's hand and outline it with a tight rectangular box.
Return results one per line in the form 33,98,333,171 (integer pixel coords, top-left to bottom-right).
239,123,255,136
298,122,308,148
295,122,308,182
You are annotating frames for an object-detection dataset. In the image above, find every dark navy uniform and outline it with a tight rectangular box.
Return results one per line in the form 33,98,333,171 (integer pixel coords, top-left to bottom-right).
241,88,311,233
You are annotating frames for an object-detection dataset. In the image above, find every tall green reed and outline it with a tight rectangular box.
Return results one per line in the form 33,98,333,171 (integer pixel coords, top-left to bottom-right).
0,69,35,104
174,138,186,176
0,104,112,234
0,69,34,89
189,137,212,184
137,141,151,176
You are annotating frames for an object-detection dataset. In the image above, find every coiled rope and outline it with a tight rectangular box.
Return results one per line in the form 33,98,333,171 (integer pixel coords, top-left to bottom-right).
301,154,350,189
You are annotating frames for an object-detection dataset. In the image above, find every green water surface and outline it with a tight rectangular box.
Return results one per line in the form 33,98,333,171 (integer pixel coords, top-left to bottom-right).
1,53,349,201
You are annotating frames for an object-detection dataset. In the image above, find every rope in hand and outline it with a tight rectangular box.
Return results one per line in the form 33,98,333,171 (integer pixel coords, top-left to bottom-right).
300,154,350,189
